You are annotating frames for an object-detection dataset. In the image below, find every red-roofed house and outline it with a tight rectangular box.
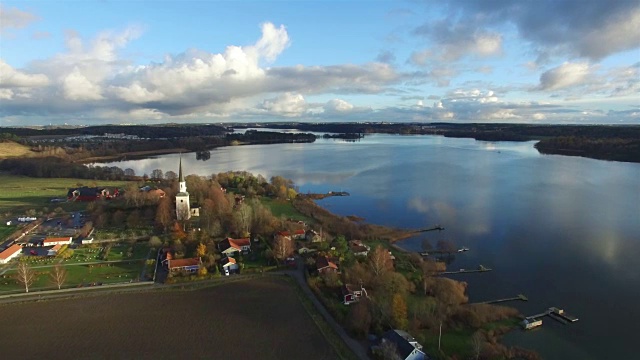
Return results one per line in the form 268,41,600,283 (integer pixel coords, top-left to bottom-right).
167,257,201,273
316,256,339,274
218,238,251,256
220,256,239,275
0,244,23,264
47,244,63,256
43,237,72,246
342,284,368,305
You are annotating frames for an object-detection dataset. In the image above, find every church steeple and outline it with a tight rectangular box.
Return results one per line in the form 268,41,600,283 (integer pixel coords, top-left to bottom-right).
178,155,184,182
176,155,190,220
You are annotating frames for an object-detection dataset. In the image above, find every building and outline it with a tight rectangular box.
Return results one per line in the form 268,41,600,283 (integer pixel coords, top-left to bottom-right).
47,244,63,256
218,238,252,256
167,257,201,273
43,237,72,246
175,156,191,221
220,256,239,275
377,330,429,360
316,256,339,274
0,244,23,264
349,240,370,257
342,283,368,305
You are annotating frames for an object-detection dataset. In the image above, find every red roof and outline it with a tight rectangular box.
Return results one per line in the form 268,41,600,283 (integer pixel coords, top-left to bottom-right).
49,244,63,252
43,237,72,244
0,244,22,260
168,257,200,269
316,256,338,270
227,238,250,250
222,257,237,266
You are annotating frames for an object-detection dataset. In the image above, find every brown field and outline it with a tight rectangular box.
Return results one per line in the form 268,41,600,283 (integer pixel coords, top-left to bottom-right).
0,141,34,158
0,277,338,360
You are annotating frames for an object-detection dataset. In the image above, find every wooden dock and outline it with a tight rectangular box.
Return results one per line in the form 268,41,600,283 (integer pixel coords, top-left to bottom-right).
415,225,445,233
438,265,492,275
479,294,528,304
524,307,579,325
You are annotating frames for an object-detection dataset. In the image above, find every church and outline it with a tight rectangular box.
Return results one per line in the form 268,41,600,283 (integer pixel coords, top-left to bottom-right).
175,157,199,220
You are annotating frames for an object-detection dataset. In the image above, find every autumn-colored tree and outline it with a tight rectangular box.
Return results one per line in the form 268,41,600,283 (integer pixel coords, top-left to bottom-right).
155,197,173,233
198,267,208,277
80,221,93,238
272,236,294,265
16,262,36,293
126,210,141,228
390,294,408,330
112,210,126,227
346,299,372,337
421,258,446,295
196,243,207,257
171,222,187,242
368,246,393,276
49,264,67,290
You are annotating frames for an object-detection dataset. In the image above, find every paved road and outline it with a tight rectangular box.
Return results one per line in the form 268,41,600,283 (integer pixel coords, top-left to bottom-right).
274,258,370,360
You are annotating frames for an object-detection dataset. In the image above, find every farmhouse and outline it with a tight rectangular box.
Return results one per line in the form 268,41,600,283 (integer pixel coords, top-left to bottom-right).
377,329,429,360
43,237,72,246
218,238,251,256
275,229,306,241
0,244,23,264
316,256,339,274
305,229,323,242
167,257,201,273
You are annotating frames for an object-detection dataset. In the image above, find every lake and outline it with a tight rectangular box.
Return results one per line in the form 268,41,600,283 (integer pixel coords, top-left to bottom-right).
98,134,640,359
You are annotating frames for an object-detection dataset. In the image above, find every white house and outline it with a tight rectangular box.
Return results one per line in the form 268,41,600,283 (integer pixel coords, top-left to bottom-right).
378,330,429,360
0,244,22,264
220,257,239,275
42,237,72,246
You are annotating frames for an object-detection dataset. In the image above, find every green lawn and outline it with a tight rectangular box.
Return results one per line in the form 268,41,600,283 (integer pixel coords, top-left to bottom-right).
260,197,313,222
0,260,145,293
0,174,130,212
0,223,17,240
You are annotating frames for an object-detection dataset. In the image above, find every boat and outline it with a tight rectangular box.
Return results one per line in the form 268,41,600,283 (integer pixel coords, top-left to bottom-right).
457,246,469,252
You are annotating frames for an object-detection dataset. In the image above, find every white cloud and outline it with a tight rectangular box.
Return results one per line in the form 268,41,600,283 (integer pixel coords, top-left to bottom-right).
62,67,104,101
324,99,354,113
538,62,591,91
260,92,307,117
0,5,38,33
0,60,49,88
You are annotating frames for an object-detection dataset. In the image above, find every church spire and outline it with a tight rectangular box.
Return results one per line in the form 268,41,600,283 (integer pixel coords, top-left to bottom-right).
178,155,184,182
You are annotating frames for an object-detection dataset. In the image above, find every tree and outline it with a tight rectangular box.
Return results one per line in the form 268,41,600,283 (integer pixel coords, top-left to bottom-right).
165,170,177,181
375,341,401,360
16,262,36,293
126,210,141,228
346,298,372,337
148,236,163,248
155,197,173,233
196,243,207,257
390,294,408,330
437,239,456,254
368,246,393,276
124,168,136,177
49,264,67,290
471,331,483,360
273,236,294,265
151,169,164,180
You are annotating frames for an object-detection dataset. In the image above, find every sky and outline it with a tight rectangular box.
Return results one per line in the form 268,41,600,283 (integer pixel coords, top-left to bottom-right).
0,0,639,126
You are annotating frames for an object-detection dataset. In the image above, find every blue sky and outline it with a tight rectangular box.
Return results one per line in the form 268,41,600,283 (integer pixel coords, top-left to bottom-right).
1,0,638,126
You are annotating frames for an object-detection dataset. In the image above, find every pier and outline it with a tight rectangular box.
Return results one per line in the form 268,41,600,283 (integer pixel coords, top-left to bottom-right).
437,265,492,275
521,307,579,329
415,225,445,233
478,294,528,304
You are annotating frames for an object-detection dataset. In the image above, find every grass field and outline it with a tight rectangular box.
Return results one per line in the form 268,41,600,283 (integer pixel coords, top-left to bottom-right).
0,223,17,240
0,277,339,360
0,174,130,212
0,141,34,158
261,197,313,222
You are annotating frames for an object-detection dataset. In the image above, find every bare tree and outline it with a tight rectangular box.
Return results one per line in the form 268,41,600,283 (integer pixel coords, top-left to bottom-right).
151,169,164,180
471,331,483,360
16,262,36,293
273,236,294,265
376,340,401,360
368,246,393,276
155,197,173,233
50,264,67,290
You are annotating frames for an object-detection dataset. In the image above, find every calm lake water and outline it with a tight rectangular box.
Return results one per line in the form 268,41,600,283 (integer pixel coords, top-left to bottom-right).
99,134,640,359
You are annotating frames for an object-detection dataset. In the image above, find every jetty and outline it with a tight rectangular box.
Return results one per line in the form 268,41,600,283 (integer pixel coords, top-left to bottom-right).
479,294,528,304
521,307,579,329
437,265,492,275
415,225,445,233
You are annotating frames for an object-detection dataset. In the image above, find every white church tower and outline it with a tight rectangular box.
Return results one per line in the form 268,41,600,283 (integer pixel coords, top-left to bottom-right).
175,156,191,221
